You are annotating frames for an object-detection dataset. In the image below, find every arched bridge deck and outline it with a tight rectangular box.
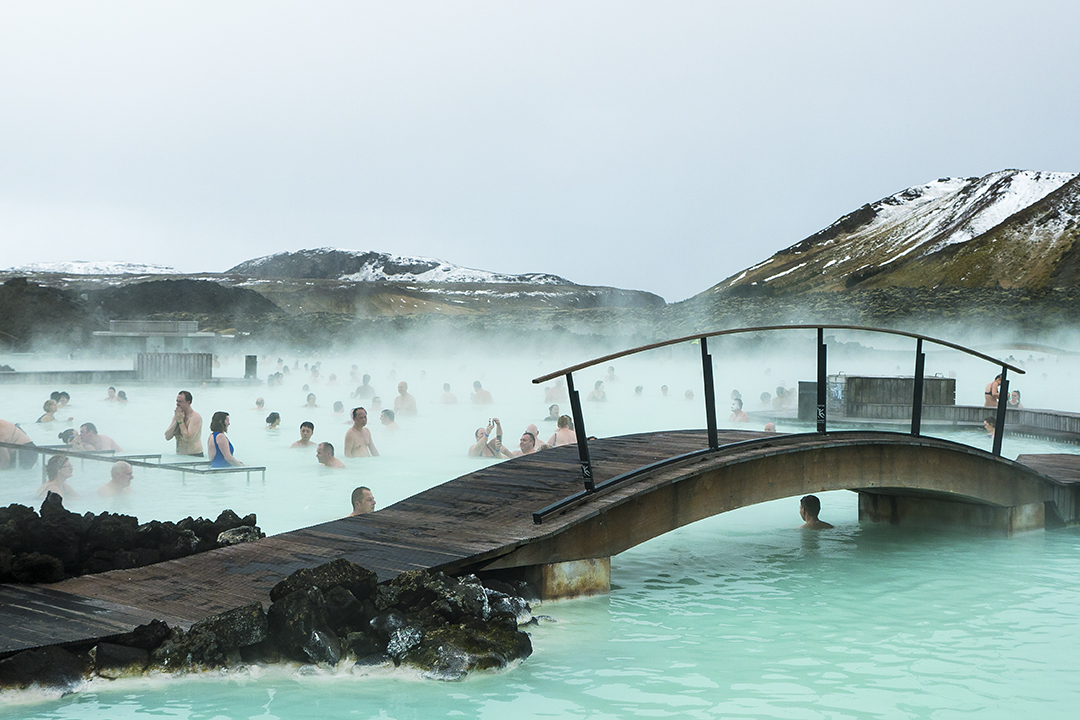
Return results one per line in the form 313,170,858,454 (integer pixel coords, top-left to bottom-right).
3,429,1080,655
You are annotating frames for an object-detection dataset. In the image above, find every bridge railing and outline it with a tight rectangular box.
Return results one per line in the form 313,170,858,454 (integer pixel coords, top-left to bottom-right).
533,324,1024,503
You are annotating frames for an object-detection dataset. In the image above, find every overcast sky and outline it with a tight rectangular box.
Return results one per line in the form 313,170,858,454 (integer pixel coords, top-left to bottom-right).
2,2,1078,301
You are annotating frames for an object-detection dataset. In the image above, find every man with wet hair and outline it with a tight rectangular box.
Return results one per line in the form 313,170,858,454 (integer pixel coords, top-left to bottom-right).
76,422,123,452
513,430,548,456
292,421,315,448
349,486,376,515
799,495,833,529
344,407,379,457
316,442,346,468
165,390,204,456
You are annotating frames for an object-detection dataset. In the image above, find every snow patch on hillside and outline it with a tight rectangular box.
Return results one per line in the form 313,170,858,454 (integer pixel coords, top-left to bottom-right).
5,261,178,275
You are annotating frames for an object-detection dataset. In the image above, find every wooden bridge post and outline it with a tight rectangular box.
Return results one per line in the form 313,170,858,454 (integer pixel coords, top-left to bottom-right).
993,368,1009,456
911,338,925,437
565,373,595,491
816,328,827,434
700,337,719,451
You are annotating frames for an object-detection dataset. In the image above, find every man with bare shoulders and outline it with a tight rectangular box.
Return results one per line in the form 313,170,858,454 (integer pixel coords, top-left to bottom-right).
344,407,379,457
98,461,133,496
291,421,315,448
0,419,36,470
316,442,346,468
75,422,123,453
394,382,417,416
165,390,204,456
471,381,493,404
799,495,834,529
349,486,376,516
513,430,549,456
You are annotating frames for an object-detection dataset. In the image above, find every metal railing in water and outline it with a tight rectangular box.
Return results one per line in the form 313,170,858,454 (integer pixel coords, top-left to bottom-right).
0,441,266,484
530,324,1025,523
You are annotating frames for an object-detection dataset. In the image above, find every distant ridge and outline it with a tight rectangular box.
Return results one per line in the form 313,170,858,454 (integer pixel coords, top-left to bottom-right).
707,169,1080,297
5,261,177,275
228,248,570,285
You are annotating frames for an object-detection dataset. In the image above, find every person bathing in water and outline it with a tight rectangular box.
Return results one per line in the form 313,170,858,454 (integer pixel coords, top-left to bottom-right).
344,407,379,457
547,415,577,447
208,412,243,468
469,418,511,458
165,390,204,457
799,495,833,529
292,421,315,448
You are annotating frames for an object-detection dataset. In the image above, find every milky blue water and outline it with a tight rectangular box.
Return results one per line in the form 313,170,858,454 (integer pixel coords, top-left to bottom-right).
4,340,1080,718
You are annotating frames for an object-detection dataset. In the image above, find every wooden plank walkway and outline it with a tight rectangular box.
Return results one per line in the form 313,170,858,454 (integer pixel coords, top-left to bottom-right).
3,429,1080,656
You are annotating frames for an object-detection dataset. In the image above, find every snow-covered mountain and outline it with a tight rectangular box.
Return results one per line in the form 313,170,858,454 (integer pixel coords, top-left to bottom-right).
710,169,1080,295
5,260,178,275
228,248,570,285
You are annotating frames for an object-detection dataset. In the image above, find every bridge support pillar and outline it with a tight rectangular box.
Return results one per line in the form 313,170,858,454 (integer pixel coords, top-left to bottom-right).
858,492,1047,534
518,558,611,600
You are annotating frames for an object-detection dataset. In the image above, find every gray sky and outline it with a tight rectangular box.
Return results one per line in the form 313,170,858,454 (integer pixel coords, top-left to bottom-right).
2,1,1078,301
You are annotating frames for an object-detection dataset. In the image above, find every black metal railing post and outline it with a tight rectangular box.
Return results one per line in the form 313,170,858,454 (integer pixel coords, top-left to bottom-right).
816,328,827,434
701,337,719,451
565,372,595,491
993,369,1009,457
911,338,925,437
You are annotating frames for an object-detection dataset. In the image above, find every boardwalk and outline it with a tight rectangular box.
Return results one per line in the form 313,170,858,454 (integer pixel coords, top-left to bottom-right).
3,429,1080,656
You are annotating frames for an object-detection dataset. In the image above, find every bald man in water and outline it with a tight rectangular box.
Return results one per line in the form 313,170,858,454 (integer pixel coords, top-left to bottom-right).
98,461,134,496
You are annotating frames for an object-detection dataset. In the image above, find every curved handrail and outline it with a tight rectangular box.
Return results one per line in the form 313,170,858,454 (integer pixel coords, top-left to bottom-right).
532,324,1024,384
528,325,1024,504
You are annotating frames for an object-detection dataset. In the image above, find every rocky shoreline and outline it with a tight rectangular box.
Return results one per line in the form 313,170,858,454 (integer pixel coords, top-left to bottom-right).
0,494,263,584
0,559,539,692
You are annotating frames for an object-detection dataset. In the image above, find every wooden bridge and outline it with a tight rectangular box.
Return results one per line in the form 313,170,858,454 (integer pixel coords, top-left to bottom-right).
3,326,1080,657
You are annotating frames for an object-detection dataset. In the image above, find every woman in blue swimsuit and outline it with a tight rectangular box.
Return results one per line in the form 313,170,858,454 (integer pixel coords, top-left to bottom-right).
208,412,243,468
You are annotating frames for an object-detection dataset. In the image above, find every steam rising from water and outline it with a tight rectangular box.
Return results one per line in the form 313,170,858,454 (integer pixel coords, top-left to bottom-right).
2,327,1080,531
